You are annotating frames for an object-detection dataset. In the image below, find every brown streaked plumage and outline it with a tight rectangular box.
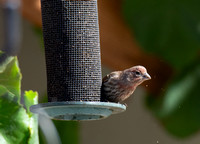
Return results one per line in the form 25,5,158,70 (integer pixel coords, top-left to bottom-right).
101,65,151,103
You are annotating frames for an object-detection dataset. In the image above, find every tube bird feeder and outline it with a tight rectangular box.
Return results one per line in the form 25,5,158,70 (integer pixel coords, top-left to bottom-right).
30,0,126,121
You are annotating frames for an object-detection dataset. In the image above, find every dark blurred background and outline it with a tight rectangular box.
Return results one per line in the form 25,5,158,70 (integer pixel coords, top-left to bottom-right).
1,0,200,143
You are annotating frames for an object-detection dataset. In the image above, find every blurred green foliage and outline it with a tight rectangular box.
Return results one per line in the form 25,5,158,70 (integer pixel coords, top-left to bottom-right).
123,0,200,70
123,0,200,138
146,61,200,137
0,54,39,144
54,120,79,144
38,120,79,144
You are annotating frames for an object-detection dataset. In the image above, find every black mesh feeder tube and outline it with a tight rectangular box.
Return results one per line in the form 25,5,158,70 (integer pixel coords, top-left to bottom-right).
30,0,126,121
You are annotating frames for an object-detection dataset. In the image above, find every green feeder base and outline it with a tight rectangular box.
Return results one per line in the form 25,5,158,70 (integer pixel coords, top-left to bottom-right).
30,102,126,121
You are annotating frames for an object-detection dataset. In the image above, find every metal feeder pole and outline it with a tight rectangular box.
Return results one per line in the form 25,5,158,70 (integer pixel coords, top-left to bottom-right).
30,0,126,121
0,0,21,63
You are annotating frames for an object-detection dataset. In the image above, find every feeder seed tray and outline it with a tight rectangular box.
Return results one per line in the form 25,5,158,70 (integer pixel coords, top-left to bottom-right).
30,102,126,121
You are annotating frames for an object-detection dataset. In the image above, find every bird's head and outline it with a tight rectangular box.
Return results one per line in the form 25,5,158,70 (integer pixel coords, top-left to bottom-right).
123,65,151,86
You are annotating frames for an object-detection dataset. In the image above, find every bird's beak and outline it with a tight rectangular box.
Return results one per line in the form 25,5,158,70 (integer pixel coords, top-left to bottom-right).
143,73,151,80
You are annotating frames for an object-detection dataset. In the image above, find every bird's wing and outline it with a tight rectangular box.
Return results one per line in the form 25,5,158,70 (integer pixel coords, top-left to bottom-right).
102,71,121,83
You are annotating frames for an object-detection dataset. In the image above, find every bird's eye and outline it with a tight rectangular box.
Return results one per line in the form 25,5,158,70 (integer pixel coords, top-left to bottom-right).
135,71,141,76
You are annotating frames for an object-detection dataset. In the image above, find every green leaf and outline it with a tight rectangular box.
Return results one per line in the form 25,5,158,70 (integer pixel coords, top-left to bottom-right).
0,86,30,144
123,0,200,69
24,91,38,116
146,61,200,137
24,91,39,144
0,53,39,144
0,56,13,73
0,56,21,100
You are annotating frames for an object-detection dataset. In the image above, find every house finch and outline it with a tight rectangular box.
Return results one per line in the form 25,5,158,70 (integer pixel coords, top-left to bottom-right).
101,65,151,103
